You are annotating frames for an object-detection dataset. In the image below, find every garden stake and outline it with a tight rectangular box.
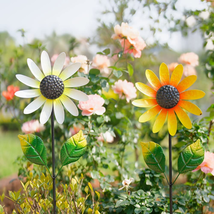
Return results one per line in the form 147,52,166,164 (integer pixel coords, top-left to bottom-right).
51,109,57,214
169,134,172,214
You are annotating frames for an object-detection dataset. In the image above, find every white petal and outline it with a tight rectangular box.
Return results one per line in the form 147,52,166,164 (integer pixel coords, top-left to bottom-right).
40,100,53,124
16,74,40,88
53,52,66,76
15,89,40,98
24,96,46,114
64,77,89,87
64,88,88,101
95,107,106,115
41,51,51,76
27,58,44,81
60,94,78,116
59,63,81,81
54,99,64,124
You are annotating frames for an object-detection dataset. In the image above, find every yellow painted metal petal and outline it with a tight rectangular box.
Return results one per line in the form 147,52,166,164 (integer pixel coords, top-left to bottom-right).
176,75,197,92
180,90,205,100
168,109,177,136
135,82,156,98
152,109,168,133
169,64,183,87
139,105,161,123
145,69,162,91
174,106,192,129
179,100,202,116
159,63,170,85
132,99,157,107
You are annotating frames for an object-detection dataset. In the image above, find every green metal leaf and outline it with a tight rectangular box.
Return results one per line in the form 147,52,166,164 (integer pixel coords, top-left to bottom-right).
18,134,47,166
178,139,204,174
60,130,87,166
140,141,165,173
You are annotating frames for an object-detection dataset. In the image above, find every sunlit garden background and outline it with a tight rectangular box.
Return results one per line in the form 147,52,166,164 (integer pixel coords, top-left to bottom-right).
1,0,214,213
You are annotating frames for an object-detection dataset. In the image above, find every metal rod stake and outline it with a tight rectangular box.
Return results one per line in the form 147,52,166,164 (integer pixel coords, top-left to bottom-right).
169,133,173,214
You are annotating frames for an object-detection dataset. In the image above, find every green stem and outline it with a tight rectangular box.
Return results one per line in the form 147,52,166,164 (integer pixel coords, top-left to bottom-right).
172,173,180,185
55,165,64,178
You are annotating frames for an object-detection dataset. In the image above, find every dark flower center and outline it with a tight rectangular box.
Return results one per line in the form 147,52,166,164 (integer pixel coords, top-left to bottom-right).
156,85,180,109
40,75,64,99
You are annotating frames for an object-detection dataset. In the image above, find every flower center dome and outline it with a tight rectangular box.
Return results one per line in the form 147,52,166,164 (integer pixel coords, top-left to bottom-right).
156,85,180,109
40,75,64,99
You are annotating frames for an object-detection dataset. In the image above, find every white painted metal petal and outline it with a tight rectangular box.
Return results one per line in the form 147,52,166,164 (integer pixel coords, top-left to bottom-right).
60,94,78,116
59,63,81,81
27,58,44,81
16,74,40,88
63,77,89,87
54,99,64,124
24,96,46,114
15,89,40,98
52,52,66,76
64,88,88,101
41,51,52,76
40,100,53,124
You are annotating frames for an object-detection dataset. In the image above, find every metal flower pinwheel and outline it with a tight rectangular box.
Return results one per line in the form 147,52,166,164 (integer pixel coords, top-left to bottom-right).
132,63,205,214
15,51,89,213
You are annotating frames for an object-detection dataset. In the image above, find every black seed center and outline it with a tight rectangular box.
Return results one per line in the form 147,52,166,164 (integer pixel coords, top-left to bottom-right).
156,85,180,109
40,75,64,99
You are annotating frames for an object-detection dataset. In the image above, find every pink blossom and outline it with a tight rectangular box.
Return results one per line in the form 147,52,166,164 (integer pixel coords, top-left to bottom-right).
112,22,139,40
112,79,137,102
193,151,214,175
183,65,197,77
22,120,45,134
121,36,146,58
70,124,84,136
51,54,70,66
97,131,114,143
92,55,111,76
168,62,179,73
178,52,199,67
71,55,89,74
78,94,106,116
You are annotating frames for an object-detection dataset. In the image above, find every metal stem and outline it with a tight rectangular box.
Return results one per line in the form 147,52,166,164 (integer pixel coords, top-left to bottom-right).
169,134,173,214
51,110,56,214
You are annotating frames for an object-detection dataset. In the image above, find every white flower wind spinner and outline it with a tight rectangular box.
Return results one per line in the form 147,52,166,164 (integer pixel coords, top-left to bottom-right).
15,51,89,124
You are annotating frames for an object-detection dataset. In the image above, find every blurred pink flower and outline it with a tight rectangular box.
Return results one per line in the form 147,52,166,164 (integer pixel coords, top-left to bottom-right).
168,62,179,73
92,54,110,76
51,54,70,66
22,120,45,134
78,94,106,116
178,52,199,67
183,65,197,77
112,22,139,40
122,36,146,58
70,124,84,136
112,79,137,102
193,151,214,175
97,131,114,143
71,55,88,74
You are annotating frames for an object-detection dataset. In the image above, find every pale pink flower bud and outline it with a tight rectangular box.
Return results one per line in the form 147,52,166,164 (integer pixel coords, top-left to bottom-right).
193,151,214,175
71,55,88,74
178,52,199,67
92,55,111,76
78,94,106,116
21,120,45,134
97,131,114,143
70,124,84,136
112,79,137,102
168,62,179,73
183,65,197,77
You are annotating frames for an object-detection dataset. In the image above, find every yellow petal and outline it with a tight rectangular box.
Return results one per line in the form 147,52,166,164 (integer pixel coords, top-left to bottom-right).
168,109,177,136
169,64,183,87
180,90,205,100
176,75,197,92
145,69,162,91
179,100,202,116
174,106,192,129
159,63,170,85
139,105,161,123
152,109,167,133
135,82,156,98
132,99,157,107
